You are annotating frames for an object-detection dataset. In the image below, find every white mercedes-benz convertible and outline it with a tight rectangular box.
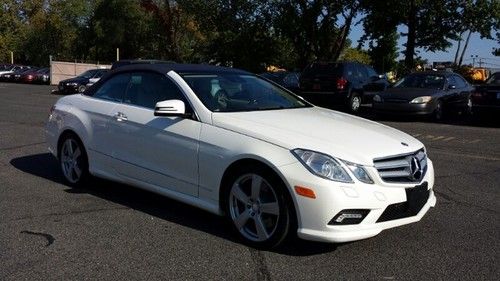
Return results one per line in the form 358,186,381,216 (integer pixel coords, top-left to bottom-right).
46,63,436,248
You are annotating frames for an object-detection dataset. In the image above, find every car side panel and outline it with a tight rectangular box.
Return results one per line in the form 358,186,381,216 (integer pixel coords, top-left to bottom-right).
198,122,299,211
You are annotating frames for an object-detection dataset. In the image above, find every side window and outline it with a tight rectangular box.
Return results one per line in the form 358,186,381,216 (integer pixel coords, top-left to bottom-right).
446,76,457,88
454,75,467,88
93,73,130,102
344,64,355,79
366,66,378,78
124,72,187,109
355,64,368,80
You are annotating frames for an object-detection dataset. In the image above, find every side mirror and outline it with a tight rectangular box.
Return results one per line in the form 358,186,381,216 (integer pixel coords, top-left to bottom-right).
448,85,456,90
154,99,187,117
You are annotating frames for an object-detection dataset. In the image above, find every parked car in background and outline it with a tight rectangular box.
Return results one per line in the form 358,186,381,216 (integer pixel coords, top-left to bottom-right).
0,66,33,82
57,69,108,94
0,65,31,77
471,72,500,114
299,61,388,113
259,71,301,93
12,67,38,83
46,63,435,248
373,71,473,120
21,67,50,84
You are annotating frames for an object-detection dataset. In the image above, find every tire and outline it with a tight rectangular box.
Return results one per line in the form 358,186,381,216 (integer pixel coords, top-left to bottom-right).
78,85,86,93
59,134,90,186
432,100,444,121
463,96,473,117
224,165,294,248
348,92,362,113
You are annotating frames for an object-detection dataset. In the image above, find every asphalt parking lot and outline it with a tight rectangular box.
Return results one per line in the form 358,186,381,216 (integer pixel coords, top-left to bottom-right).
0,83,499,280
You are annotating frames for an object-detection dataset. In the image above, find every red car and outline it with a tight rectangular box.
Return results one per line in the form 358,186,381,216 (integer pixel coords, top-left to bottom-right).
21,68,50,84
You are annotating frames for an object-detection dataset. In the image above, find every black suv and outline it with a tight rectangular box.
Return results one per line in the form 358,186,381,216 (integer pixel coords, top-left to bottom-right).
299,61,388,113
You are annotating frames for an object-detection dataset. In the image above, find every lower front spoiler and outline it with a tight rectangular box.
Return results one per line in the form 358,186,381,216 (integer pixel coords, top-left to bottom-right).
297,191,437,243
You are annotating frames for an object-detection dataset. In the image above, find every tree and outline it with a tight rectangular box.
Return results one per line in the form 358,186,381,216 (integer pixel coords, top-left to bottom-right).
361,0,460,70
359,1,399,72
340,47,371,65
274,0,360,68
453,0,500,66
0,0,24,63
178,0,282,72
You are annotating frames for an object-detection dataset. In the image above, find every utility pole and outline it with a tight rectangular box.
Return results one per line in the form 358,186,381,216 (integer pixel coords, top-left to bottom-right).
478,58,483,68
10,51,13,64
471,55,478,68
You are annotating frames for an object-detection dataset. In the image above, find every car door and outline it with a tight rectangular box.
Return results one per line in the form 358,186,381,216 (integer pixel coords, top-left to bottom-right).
444,76,461,107
453,74,471,106
75,73,129,170
108,71,201,196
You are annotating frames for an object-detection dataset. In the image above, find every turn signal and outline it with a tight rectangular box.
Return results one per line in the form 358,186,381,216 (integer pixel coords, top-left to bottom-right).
294,186,316,199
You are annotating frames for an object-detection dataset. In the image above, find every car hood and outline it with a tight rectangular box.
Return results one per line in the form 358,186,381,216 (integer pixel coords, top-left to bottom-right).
211,107,423,166
381,87,441,100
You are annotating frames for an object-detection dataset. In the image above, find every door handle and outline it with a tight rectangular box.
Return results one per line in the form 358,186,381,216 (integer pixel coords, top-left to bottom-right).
114,112,127,122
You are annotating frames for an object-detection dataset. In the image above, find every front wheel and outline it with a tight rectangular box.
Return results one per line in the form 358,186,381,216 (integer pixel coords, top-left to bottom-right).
225,166,293,248
432,100,444,121
59,135,89,186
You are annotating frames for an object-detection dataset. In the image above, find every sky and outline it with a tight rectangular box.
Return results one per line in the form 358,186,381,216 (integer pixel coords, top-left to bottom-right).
348,22,500,69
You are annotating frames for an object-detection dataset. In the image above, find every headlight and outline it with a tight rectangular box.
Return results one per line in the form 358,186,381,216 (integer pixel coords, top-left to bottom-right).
373,95,382,102
410,96,432,104
344,162,374,184
292,149,353,183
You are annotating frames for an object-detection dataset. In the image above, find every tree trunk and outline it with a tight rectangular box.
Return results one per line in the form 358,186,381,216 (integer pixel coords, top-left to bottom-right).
332,12,354,62
458,30,472,66
404,0,417,70
454,32,463,65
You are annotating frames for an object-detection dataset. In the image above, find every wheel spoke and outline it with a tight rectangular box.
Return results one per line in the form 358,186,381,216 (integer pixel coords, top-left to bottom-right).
73,147,81,159
231,184,249,203
254,215,269,240
251,175,262,200
234,211,251,229
67,140,74,155
260,202,279,216
73,164,82,178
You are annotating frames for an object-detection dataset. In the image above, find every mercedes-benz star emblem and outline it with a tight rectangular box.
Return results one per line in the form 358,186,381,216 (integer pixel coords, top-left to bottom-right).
409,156,423,181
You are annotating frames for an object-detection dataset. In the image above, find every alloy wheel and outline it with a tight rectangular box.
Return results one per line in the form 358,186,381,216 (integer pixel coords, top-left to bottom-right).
229,174,280,242
351,96,361,112
60,138,83,183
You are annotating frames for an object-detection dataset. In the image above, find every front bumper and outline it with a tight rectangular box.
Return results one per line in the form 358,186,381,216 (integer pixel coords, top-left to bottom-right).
373,102,436,115
278,159,436,243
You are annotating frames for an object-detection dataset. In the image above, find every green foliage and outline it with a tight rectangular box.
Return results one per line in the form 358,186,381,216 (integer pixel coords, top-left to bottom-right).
0,0,495,72
340,48,371,65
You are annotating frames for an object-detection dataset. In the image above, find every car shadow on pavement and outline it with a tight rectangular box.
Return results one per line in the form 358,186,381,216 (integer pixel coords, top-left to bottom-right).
10,153,339,256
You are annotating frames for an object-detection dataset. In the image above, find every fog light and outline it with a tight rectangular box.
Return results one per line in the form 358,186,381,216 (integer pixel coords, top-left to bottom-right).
329,209,370,225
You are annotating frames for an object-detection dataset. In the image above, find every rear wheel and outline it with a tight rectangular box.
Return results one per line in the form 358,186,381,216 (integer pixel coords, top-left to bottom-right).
225,166,293,248
348,92,362,113
59,135,89,186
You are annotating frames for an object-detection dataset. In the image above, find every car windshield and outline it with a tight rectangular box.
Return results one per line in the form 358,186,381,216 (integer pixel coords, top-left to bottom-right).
486,72,500,85
77,70,98,79
394,74,445,89
181,73,310,112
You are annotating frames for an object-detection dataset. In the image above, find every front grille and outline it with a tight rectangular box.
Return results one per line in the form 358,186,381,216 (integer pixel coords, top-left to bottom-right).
377,182,429,222
373,149,427,183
